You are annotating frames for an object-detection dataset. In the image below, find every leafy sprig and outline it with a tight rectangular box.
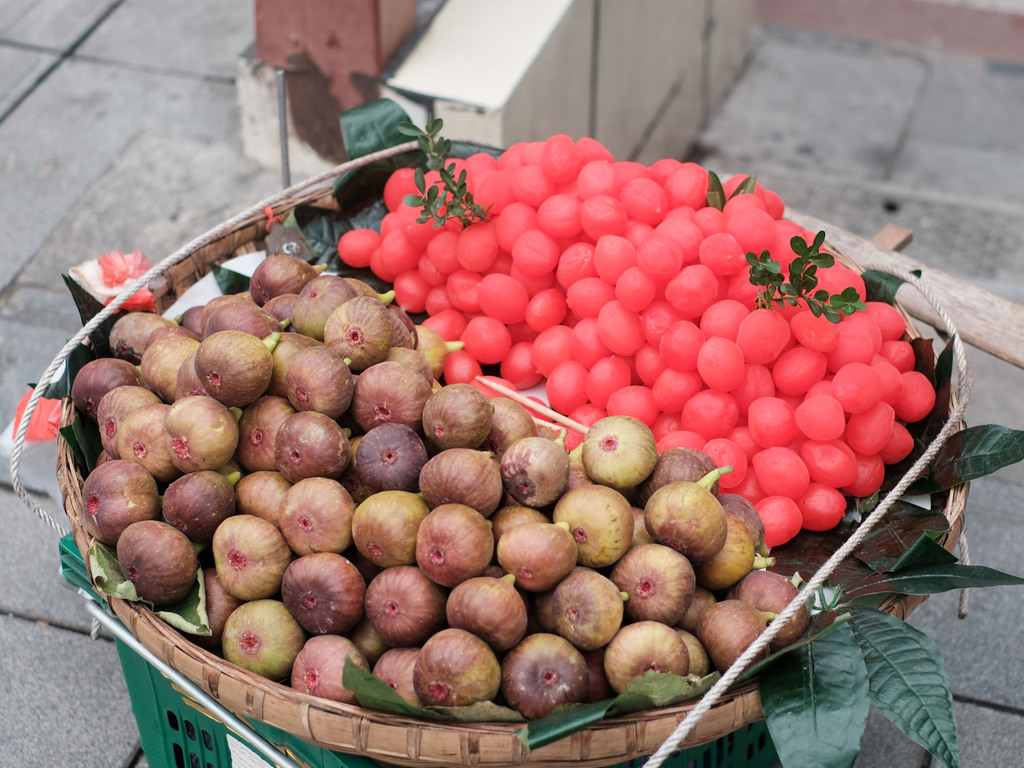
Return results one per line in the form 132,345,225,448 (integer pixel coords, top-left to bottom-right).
746,230,866,323
396,118,490,229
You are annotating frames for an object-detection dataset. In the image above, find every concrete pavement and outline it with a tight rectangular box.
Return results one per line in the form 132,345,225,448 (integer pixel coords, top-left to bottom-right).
3,1,1024,766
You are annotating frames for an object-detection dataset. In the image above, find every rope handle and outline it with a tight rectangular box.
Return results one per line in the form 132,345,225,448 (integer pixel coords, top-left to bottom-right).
642,263,975,768
9,141,419,535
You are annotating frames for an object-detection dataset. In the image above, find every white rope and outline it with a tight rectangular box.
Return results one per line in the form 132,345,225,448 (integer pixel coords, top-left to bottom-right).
642,264,975,768
10,141,419,534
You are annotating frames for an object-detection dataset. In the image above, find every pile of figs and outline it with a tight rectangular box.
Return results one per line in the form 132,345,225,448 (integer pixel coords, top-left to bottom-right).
71,252,809,721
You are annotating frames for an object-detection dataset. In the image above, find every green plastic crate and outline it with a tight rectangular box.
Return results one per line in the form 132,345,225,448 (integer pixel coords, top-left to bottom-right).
59,533,778,768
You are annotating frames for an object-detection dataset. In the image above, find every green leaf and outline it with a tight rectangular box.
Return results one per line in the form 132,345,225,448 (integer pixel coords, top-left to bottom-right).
520,699,613,749
211,264,250,295
729,175,758,198
89,541,142,602
343,659,445,720
342,658,522,723
846,606,959,768
61,275,116,357
849,500,950,572
87,541,210,634
45,343,95,400
706,171,726,210
910,424,1024,493
339,98,412,160
522,671,718,750
862,268,922,305
58,411,103,475
843,563,1024,601
889,532,959,571
155,570,210,636
760,620,869,768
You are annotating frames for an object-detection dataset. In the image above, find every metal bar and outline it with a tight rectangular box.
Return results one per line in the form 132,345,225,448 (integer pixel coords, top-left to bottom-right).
85,600,304,768
277,69,291,189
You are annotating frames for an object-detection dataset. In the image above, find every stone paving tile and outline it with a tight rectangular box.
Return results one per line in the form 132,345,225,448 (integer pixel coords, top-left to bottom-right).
0,43,58,116
0,56,241,307
0,0,119,50
75,0,254,80
696,28,927,180
0,613,141,768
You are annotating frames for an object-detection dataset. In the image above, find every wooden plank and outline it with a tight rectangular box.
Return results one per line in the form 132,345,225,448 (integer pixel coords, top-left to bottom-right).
788,208,1024,369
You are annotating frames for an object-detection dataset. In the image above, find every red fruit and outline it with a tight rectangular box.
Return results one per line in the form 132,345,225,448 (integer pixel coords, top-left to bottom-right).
593,235,636,283
699,299,749,341
772,346,828,396
536,194,582,239
636,233,684,281
799,439,858,488
586,357,633,410
797,483,847,531
541,134,583,183
546,360,590,415
605,386,659,427
531,325,573,377
680,390,739,439
477,273,530,325
664,266,718,324
751,446,810,499
794,394,846,441
597,301,645,356
580,194,628,239
696,336,745,391
843,451,886,498
456,221,499,272
570,318,612,368
577,160,619,199
443,349,483,384
755,495,803,548
736,309,791,366
832,362,883,413
699,232,746,276
620,177,668,225
845,401,896,455
566,276,617,319
556,241,598,288
747,397,799,448
895,371,937,423
702,438,748,490
501,342,543,390
338,229,381,269
421,308,468,341
663,163,708,210
659,320,704,372
494,202,538,253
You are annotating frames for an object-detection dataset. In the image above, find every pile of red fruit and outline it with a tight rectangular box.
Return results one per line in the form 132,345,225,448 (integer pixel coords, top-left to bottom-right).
337,135,937,549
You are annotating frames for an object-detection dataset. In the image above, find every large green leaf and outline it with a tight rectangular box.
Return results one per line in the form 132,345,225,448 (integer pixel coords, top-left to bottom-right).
842,563,1024,601
760,620,869,768
846,606,958,768
909,424,1024,494
340,98,412,161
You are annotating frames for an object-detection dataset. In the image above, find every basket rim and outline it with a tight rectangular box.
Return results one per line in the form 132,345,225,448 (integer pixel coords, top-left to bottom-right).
55,182,971,766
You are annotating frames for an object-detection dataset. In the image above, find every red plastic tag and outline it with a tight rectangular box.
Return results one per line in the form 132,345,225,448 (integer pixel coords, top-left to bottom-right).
12,388,62,442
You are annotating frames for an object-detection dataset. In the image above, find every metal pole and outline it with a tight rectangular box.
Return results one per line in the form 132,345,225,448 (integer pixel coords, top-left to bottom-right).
277,69,292,189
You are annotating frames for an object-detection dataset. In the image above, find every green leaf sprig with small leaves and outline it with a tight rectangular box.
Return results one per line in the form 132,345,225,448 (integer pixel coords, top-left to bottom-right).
396,118,490,229
746,230,867,323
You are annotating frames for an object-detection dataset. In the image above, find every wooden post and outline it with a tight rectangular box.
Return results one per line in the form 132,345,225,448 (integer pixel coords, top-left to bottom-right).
254,0,418,162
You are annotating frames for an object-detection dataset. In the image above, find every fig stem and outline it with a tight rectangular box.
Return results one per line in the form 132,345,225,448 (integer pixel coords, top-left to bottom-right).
223,470,242,486
263,331,283,352
445,340,465,352
752,554,776,570
377,289,396,305
697,465,734,491
314,263,330,274
279,318,292,331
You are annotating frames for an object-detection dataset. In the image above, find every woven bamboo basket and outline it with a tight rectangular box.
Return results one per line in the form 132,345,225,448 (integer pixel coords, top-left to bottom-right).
55,152,969,767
